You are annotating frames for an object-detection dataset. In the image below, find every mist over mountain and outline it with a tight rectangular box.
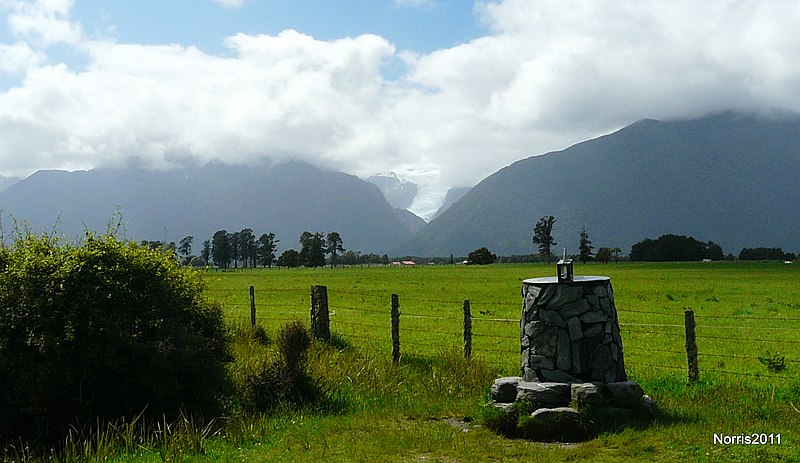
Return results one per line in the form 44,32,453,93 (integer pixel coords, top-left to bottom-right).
4,112,797,259
0,175,19,192
399,112,800,257
0,161,424,253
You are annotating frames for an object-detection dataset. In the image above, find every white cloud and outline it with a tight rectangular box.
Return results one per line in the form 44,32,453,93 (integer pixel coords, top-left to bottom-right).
0,41,45,73
1,0,800,219
470,0,800,126
5,0,83,46
0,29,398,176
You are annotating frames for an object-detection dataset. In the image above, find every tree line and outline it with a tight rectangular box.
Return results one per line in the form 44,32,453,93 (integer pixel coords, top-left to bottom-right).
207,229,279,268
158,229,353,269
527,216,727,263
274,231,345,268
526,215,795,263
143,218,795,267
529,216,609,264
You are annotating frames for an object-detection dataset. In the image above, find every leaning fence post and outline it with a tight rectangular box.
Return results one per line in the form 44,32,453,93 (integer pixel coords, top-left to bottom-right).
684,309,699,382
311,285,331,342
249,285,256,328
463,300,472,359
391,294,400,364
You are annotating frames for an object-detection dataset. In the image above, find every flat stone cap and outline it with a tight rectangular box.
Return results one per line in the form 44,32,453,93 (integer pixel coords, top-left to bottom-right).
523,276,610,285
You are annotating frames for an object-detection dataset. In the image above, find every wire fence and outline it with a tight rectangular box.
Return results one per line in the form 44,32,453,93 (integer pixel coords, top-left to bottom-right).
213,285,800,382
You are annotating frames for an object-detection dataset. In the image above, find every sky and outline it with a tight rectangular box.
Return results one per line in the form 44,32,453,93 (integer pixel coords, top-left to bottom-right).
1,0,800,219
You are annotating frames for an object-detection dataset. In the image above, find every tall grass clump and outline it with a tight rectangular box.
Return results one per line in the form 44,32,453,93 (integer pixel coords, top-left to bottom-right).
0,232,232,447
242,320,323,412
306,346,497,418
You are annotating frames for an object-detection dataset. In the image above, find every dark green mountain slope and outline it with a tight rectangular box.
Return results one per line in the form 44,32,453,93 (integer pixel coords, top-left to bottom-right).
0,160,425,253
399,112,800,257
431,187,471,220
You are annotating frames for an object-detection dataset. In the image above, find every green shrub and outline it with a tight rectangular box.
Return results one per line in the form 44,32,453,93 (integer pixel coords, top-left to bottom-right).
252,325,270,346
243,320,318,412
0,233,232,443
276,319,311,368
479,402,518,437
758,350,787,373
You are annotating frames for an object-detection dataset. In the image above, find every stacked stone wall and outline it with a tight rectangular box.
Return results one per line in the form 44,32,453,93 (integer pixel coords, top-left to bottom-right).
521,278,626,383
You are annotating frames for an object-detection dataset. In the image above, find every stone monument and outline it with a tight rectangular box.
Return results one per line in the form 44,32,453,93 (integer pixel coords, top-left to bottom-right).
520,268,626,383
486,252,653,441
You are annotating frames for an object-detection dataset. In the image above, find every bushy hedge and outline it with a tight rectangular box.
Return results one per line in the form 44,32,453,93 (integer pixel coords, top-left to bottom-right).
0,234,232,443
738,247,795,261
629,234,724,261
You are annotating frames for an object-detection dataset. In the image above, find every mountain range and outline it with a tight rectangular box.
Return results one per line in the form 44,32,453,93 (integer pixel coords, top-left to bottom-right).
1,111,797,258
399,111,800,257
0,161,425,253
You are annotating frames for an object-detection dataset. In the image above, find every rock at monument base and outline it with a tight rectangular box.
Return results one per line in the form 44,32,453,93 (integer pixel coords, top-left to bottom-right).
641,394,656,415
523,406,591,442
484,378,655,442
491,376,522,403
516,381,571,406
571,382,609,406
531,406,580,421
607,381,644,408
490,401,517,414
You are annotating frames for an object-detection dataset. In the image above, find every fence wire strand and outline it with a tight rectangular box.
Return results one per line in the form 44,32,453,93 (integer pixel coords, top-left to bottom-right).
220,285,800,383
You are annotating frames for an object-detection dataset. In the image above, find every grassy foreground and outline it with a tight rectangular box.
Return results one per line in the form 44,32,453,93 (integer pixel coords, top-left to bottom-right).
203,262,800,462
5,262,800,462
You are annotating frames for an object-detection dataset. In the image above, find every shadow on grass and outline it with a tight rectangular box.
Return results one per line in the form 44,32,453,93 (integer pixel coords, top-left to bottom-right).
399,353,442,369
327,333,351,351
481,398,697,443
398,351,486,370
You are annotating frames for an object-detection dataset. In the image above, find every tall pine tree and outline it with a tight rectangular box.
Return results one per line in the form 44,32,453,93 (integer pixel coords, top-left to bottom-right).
578,226,594,264
532,216,557,263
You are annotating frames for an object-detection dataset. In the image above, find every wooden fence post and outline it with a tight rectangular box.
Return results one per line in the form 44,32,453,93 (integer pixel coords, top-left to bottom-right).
391,294,400,364
311,285,331,342
463,300,472,359
249,285,256,328
685,309,699,382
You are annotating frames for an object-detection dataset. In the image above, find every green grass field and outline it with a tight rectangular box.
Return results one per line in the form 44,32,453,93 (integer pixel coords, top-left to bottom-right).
8,262,799,462
206,262,800,380
193,261,800,462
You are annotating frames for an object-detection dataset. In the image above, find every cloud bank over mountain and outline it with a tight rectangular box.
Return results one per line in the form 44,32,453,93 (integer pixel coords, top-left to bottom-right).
1,1,799,217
